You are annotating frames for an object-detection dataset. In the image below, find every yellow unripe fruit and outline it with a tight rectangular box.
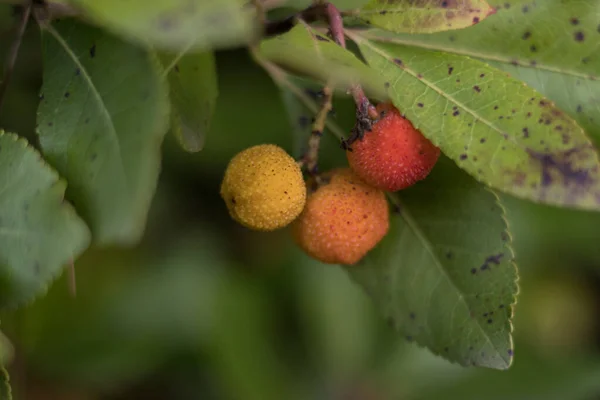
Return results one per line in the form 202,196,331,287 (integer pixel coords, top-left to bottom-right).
220,144,306,231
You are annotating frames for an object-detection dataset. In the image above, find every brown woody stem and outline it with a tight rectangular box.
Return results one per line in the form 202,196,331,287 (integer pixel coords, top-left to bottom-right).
304,84,333,177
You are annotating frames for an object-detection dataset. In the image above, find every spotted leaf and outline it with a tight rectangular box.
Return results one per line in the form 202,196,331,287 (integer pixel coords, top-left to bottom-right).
37,19,170,245
351,0,600,146
348,156,518,370
345,0,496,33
354,0,599,80
349,32,600,211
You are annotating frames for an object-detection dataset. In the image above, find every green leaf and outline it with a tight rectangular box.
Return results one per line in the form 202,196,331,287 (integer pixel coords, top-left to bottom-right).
0,132,90,308
0,367,10,400
37,19,170,245
159,51,218,152
259,24,387,99
355,0,599,80
60,0,257,51
349,32,600,211
348,156,518,370
346,0,496,33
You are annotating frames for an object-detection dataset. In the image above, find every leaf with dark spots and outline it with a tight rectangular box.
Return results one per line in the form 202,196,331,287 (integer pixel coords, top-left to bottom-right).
63,0,258,51
0,131,90,308
348,157,518,370
345,0,495,34
354,0,599,80
37,19,170,244
349,33,600,211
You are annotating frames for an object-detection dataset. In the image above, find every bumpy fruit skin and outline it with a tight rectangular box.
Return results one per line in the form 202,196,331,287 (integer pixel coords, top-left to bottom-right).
293,168,389,265
347,103,440,192
221,144,306,231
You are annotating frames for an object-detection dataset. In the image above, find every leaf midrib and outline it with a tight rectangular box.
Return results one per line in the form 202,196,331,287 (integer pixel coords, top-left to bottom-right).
392,194,510,368
355,29,596,81
44,25,130,192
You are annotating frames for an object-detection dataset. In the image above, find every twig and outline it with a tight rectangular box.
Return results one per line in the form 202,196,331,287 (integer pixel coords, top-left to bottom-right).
304,84,332,176
0,2,31,115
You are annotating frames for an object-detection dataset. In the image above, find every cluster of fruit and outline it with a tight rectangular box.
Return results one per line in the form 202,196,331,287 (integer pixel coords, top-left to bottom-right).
220,103,440,265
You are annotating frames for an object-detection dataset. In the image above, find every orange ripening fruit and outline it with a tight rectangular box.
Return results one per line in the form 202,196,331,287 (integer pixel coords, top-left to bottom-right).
292,168,389,265
347,102,440,192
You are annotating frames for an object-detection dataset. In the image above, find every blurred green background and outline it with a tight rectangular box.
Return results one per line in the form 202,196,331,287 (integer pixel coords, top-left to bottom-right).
1,4,600,400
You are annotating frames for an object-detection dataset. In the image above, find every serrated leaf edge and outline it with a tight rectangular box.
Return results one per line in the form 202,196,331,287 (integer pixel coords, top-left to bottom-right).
486,187,520,368
0,131,91,310
379,191,515,369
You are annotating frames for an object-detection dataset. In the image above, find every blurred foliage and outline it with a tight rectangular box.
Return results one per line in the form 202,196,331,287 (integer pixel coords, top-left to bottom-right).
0,2,599,399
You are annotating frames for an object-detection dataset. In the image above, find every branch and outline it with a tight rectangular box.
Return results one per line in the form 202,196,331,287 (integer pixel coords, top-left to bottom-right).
0,2,31,115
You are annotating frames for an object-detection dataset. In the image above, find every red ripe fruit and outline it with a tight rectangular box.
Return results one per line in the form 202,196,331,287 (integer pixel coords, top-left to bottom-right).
347,103,440,192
